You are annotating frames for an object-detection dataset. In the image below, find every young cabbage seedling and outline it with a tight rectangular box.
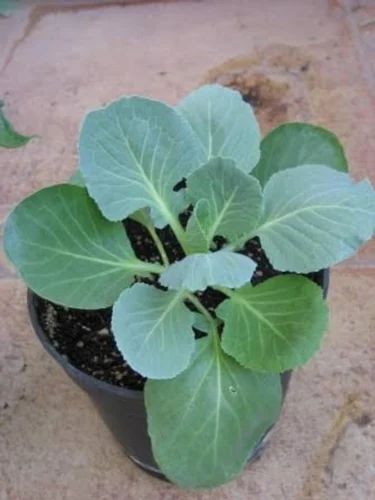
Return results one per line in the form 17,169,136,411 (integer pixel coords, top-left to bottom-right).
4,85,375,489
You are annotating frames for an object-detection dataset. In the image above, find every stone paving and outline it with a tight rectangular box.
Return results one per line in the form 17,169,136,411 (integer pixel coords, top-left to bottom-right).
0,1,374,499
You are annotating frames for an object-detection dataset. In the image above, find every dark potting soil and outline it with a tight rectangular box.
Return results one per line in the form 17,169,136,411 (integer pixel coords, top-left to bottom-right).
37,216,321,391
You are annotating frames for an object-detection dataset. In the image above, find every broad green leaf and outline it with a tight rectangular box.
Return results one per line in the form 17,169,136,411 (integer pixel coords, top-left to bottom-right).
185,157,263,252
4,185,162,309
193,313,211,333
79,96,204,228
160,250,256,291
184,199,211,253
112,284,195,379
193,314,222,334
177,84,261,173
252,123,348,186
255,165,375,273
0,102,34,148
69,170,86,187
217,275,328,373
145,335,282,488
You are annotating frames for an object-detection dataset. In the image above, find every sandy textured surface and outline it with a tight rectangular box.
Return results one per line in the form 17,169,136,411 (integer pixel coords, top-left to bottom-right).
1,1,374,499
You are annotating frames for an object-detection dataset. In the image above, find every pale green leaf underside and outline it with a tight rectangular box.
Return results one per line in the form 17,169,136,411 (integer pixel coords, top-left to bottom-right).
145,336,281,488
79,96,204,228
4,185,159,309
112,284,195,379
0,103,34,148
160,250,256,291
217,275,328,372
185,157,262,252
255,165,375,273
177,84,261,173
252,122,348,186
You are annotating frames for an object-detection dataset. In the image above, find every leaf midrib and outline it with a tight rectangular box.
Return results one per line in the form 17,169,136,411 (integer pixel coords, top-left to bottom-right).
230,293,305,367
138,291,186,349
206,190,237,243
232,294,294,344
114,109,177,227
19,238,162,273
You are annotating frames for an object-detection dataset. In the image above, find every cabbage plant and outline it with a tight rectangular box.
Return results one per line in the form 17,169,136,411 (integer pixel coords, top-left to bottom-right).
4,85,375,488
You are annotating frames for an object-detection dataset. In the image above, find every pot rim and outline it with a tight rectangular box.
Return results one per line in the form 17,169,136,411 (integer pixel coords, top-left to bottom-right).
27,267,330,400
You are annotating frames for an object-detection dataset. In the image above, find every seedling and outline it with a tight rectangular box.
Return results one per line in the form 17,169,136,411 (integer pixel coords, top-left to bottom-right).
4,85,375,488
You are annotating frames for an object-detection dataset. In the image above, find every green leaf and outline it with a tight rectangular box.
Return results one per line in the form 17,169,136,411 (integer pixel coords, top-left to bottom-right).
160,250,256,291
177,84,261,173
3,185,162,309
145,335,282,488
252,123,348,186
68,170,86,187
193,314,222,334
217,275,328,373
184,199,211,253
185,157,262,251
0,102,34,148
255,165,375,273
193,312,211,333
128,208,151,227
79,96,204,228
0,0,20,16
112,284,195,379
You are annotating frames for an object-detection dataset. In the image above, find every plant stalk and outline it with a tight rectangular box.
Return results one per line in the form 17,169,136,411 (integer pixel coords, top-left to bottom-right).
167,217,190,255
146,224,170,266
185,292,217,336
137,261,165,274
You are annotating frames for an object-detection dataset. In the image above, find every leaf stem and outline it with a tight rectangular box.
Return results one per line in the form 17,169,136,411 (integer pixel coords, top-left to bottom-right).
146,225,170,266
166,216,190,255
135,261,165,274
185,292,217,336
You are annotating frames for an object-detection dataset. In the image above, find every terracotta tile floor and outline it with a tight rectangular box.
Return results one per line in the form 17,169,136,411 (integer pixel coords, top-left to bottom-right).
0,1,374,498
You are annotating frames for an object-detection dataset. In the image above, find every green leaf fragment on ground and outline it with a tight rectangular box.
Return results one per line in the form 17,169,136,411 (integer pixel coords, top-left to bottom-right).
0,102,34,148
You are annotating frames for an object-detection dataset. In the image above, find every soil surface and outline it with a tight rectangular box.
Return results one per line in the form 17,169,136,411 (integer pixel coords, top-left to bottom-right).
37,216,322,391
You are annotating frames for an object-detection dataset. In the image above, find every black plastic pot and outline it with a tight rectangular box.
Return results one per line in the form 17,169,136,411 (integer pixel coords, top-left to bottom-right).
27,268,329,481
